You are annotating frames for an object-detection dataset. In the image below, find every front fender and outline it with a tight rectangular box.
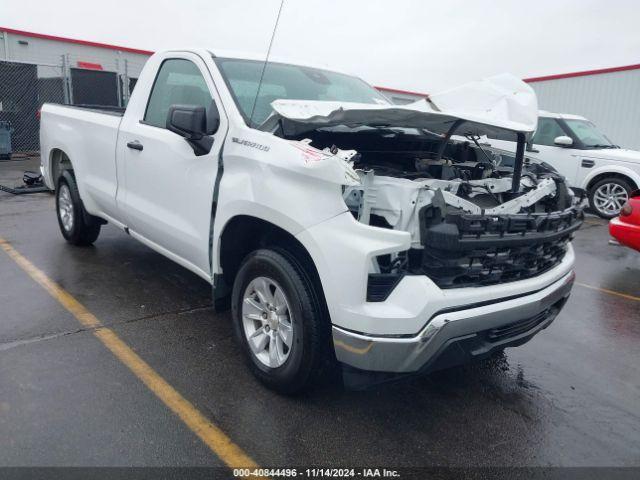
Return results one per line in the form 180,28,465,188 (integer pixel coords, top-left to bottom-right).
213,127,361,267
582,164,640,190
295,212,411,329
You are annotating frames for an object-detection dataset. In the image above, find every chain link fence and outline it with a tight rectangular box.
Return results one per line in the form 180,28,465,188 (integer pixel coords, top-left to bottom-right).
0,55,147,158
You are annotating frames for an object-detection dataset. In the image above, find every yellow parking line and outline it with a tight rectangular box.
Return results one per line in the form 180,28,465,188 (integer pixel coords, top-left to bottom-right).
576,282,640,303
0,238,262,473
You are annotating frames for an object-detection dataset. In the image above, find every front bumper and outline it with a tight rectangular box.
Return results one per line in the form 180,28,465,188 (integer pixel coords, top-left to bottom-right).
609,217,640,252
332,270,574,373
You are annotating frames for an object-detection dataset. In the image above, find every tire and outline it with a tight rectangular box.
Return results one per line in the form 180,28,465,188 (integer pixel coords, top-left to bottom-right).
231,248,331,394
56,170,101,245
588,177,633,219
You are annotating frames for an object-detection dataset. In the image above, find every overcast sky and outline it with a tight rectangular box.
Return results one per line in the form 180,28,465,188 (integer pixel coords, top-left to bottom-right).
2,0,639,92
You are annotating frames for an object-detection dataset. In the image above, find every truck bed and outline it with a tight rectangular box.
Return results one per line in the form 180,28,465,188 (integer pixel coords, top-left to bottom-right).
53,104,126,117
39,103,123,193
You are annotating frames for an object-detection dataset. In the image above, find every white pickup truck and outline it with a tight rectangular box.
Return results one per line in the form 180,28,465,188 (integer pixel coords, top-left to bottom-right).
40,49,581,392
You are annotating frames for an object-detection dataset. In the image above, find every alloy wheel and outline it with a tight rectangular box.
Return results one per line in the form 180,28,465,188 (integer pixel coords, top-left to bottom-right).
58,184,74,232
241,276,294,368
593,182,628,216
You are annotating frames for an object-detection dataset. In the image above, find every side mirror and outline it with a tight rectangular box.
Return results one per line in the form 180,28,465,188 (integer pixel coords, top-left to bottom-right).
554,135,573,147
167,104,207,139
166,101,220,155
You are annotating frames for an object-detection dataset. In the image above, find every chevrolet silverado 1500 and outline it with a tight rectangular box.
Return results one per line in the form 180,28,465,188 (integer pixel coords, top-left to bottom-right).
40,49,582,392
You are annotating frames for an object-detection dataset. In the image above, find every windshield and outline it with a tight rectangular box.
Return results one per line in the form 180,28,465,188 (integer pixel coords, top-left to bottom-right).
214,57,390,127
564,119,616,148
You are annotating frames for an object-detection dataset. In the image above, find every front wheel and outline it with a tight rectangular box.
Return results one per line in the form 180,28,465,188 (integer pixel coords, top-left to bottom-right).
588,177,632,219
56,170,101,245
231,249,330,394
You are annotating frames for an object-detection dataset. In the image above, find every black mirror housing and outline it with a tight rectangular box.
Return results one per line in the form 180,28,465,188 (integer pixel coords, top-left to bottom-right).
166,103,219,156
167,105,207,140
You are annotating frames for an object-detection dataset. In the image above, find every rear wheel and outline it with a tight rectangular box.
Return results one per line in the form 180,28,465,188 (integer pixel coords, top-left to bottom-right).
231,248,330,394
56,170,101,245
588,177,632,219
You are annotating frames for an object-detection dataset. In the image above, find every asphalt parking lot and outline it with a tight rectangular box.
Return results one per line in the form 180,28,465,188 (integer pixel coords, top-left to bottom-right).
1,158,639,473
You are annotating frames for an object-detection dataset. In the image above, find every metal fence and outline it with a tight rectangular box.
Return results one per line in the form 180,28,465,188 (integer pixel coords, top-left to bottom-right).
0,54,146,156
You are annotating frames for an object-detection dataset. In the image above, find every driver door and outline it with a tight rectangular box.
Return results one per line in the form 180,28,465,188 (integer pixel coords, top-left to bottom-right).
117,53,226,279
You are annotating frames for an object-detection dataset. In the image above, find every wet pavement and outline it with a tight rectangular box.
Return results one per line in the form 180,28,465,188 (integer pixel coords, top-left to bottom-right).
0,158,639,469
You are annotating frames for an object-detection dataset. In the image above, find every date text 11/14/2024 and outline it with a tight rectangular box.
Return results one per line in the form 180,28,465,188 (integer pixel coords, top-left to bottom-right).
233,468,401,478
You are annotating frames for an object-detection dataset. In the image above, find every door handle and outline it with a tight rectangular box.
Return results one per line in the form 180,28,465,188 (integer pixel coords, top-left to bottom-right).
581,159,595,168
127,141,143,151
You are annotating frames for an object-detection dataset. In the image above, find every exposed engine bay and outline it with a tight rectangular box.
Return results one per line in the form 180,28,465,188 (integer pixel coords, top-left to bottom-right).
288,127,584,293
291,127,578,238
264,75,583,294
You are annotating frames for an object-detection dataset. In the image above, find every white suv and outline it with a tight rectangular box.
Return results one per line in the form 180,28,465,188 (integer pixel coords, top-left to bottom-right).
489,111,640,218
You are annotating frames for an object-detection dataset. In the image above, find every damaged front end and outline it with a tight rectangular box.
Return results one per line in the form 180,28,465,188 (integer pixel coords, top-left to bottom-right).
339,138,583,296
264,74,584,295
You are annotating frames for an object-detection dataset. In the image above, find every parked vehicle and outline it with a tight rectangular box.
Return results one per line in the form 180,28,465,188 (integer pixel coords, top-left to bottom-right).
609,192,640,252
40,50,581,392
487,111,640,219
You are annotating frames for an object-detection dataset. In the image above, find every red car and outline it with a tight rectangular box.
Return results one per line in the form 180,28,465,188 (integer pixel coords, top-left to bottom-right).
609,191,640,252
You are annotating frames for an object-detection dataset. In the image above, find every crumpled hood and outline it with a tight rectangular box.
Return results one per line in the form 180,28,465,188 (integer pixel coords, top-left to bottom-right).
264,73,538,138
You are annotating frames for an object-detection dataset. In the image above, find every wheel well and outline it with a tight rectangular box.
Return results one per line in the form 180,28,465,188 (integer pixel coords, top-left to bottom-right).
217,216,327,314
587,172,637,192
50,149,73,188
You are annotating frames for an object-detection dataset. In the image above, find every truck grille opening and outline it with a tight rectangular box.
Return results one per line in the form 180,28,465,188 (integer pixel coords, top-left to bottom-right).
416,207,583,288
485,299,566,342
486,309,550,341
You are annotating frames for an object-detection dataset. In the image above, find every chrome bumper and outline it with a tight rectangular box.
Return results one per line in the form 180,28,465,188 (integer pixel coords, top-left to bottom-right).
332,271,575,373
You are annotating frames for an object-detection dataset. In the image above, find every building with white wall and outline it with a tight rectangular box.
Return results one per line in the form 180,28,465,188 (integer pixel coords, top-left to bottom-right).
526,65,640,150
0,27,152,151
372,64,640,152
0,27,150,80
0,26,428,106
1,26,638,152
